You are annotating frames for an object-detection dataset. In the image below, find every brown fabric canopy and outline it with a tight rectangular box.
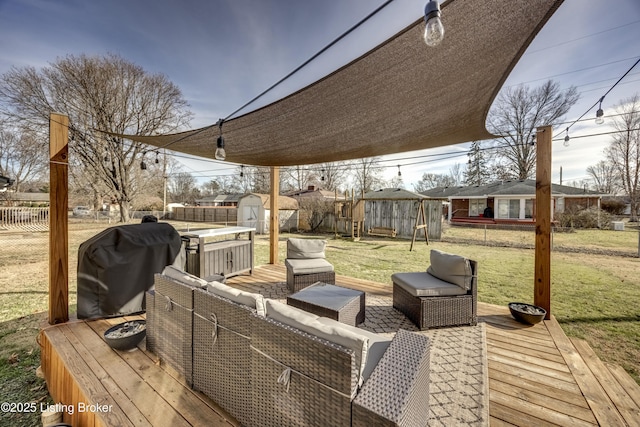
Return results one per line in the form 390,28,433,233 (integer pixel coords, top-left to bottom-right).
116,0,563,166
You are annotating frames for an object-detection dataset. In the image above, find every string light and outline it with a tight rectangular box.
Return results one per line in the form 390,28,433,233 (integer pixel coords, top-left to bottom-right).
563,128,570,147
423,0,444,47
595,96,605,124
397,165,402,177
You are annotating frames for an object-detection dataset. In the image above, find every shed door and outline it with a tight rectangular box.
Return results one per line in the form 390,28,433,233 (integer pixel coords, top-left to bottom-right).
243,205,259,229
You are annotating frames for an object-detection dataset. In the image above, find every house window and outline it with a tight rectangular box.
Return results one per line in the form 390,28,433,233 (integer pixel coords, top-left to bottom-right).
525,199,533,218
556,197,565,213
497,199,527,219
469,199,487,216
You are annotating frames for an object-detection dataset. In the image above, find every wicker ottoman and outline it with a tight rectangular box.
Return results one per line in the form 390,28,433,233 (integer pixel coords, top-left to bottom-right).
287,282,365,326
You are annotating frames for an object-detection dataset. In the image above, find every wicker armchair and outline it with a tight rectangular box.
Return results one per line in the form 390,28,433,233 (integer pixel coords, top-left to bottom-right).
392,250,478,330
285,238,335,292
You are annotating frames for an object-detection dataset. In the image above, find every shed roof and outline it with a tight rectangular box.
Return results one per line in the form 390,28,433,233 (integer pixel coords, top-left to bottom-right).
362,188,426,200
196,193,242,203
422,180,606,198
111,0,563,167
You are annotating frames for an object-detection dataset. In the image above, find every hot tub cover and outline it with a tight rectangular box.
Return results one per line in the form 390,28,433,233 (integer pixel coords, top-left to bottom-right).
77,222,182,319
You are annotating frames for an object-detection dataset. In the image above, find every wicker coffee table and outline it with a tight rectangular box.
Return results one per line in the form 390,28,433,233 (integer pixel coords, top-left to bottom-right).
286,282,365,326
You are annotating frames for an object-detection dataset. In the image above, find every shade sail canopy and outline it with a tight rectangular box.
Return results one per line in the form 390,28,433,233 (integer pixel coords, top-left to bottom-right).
116,0,563,166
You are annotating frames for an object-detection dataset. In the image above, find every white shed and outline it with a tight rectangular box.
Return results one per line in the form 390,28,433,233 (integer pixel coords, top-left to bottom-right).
237,193,299,234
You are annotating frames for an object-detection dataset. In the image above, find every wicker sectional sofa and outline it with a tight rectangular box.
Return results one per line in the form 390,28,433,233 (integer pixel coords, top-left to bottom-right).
147,266,431,427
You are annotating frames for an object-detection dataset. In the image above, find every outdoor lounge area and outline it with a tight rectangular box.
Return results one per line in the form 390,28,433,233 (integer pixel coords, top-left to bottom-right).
40,264,640,427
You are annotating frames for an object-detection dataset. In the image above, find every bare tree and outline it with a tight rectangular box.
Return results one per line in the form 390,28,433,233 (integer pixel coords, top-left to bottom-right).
586,160,618,194
448,163,464,187
606,94,640,221
412,172,456,192
169,172,200,204
487,80,578,179
352,157,385,194
282,166,316,192
0,53,192,221
318,161,350,192
0,125,47,192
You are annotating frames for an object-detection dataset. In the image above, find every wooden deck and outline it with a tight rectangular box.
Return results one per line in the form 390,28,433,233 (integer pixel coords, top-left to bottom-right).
41,264,640,426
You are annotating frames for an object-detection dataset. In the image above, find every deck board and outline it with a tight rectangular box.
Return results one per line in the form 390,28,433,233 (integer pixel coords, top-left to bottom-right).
40,264,640,426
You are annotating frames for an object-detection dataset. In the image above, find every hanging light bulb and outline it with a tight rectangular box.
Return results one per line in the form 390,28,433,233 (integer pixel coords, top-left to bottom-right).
397,165,402,177
321,168,325,182
140,160,147,170
423,0,444,47
155,152,160,164
240,165,244,178
563,128,570,147
215,118,226,161
595,96,605,125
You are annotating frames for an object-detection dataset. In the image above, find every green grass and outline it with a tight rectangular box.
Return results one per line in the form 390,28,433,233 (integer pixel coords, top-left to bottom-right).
0,314,53,427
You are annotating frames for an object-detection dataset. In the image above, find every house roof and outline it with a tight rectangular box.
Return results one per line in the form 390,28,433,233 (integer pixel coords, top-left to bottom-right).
422,180,606,198
239,193,299,210
2,192,50,202
362,188,426,201
196,193,242,203
110,0,563,167
284,188,345,200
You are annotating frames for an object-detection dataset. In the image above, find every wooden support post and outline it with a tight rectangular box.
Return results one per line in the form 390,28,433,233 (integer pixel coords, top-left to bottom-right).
49,112,69,324
534,125,552,319
269,166,280,264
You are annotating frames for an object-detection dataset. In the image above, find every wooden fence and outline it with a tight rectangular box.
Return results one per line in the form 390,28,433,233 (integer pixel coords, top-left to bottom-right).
171,206,238,225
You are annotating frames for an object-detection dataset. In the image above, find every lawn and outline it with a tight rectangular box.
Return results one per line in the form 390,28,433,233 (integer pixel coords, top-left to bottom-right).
0,220,638,426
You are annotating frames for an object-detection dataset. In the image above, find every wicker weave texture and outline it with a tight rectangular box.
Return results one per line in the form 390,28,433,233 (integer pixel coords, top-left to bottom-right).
250,315,357,396
287,285,365,326
286,269,336,293
250,348,351,427
193,288,253,337
193,312,252,426
154,273,194,308
352,330,430,427
152,289,194,385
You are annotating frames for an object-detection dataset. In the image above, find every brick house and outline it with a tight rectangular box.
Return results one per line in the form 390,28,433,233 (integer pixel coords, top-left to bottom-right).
422,180,606,225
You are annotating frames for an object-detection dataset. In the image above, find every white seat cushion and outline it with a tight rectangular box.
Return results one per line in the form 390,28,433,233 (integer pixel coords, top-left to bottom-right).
206,281,266,316
392,272,468,297
161,265,208,288
287,238,327,259
285,258,334,275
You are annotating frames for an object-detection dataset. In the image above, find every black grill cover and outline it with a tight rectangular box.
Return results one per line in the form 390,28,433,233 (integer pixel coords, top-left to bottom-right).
77,222,182,319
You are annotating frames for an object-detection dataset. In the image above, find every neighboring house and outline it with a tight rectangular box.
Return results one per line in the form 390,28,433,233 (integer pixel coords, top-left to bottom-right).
0,191,49,207
422,180,606,225
237,193,299,234
195,193,242,207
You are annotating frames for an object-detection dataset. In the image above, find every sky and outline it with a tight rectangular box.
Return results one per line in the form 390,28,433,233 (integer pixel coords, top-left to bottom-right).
1,0,639,189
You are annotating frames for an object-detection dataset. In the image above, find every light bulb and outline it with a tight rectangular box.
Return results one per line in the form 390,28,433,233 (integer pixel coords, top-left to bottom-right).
563,135,570,147
215,136,226,161
423,1,444,47
595,108,604,125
